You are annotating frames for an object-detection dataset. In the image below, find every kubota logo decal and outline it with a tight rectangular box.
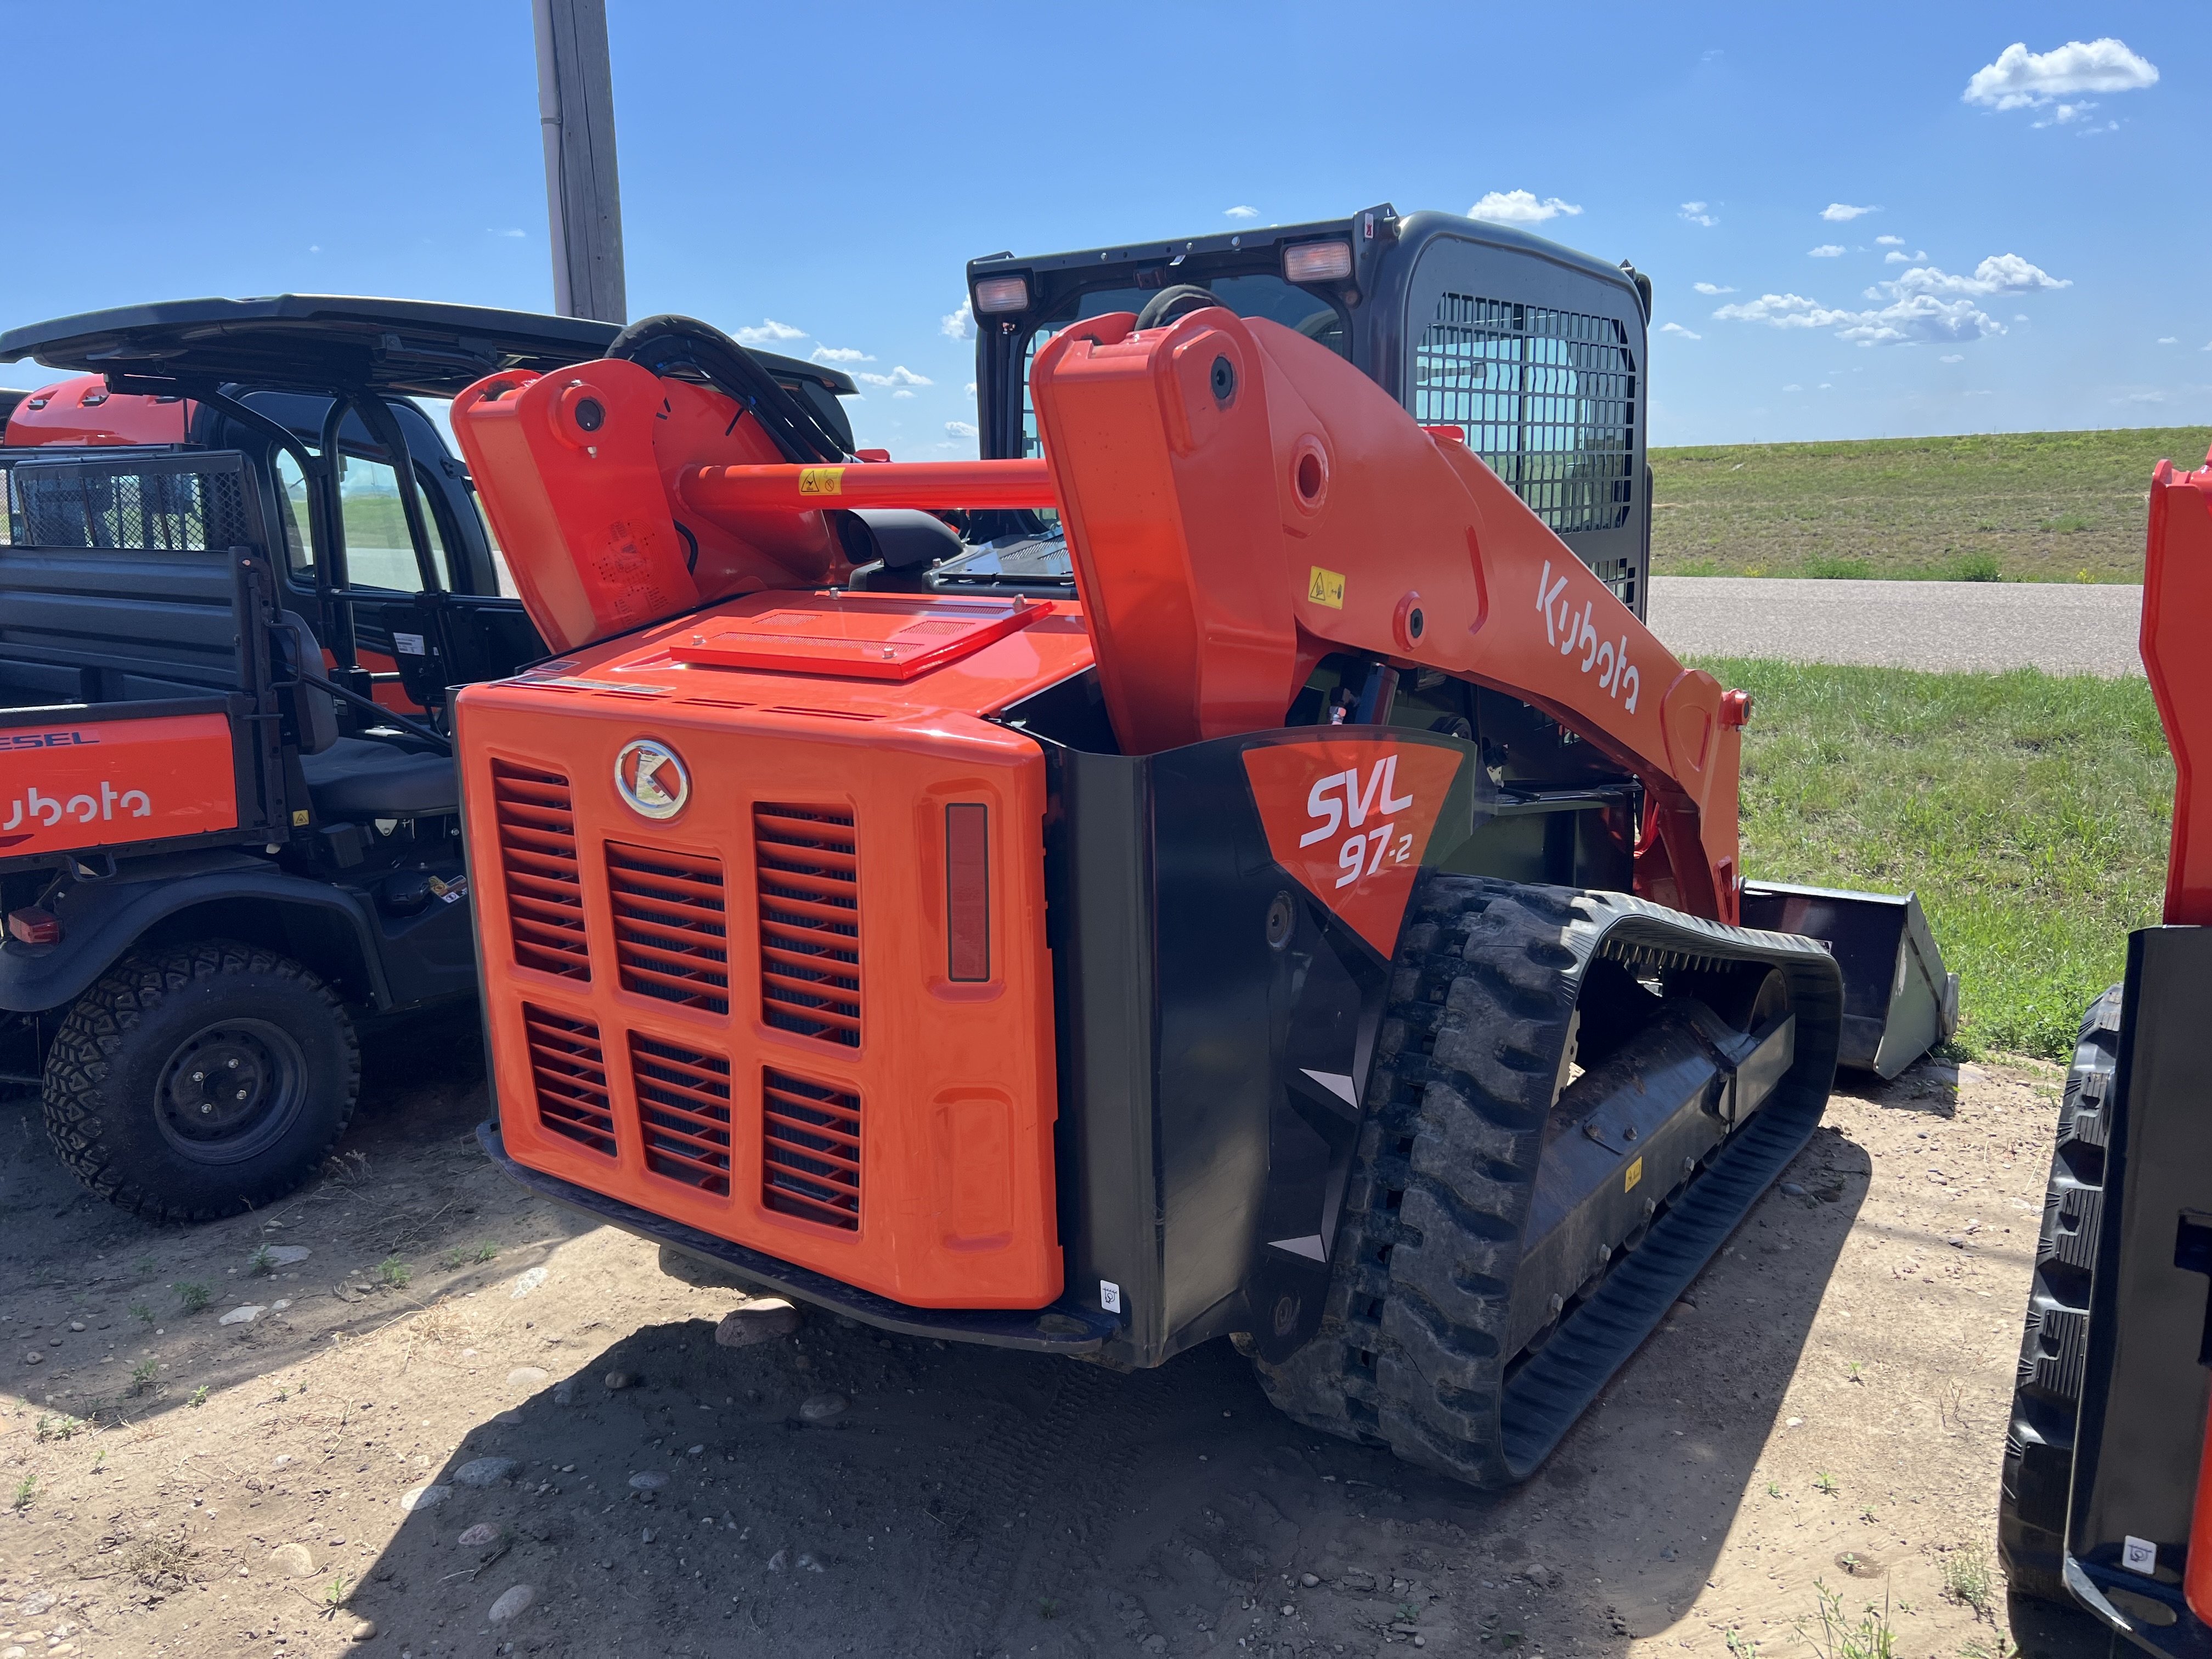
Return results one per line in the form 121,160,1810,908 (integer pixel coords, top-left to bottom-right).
614,739,690,820
1538,558,1639,713
1243,740,1464,955
4,781,153,831
0,712,237,851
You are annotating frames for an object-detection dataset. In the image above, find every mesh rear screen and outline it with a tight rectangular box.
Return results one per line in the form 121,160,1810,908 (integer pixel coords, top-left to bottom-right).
4,460,255,551
1411,295,1636,536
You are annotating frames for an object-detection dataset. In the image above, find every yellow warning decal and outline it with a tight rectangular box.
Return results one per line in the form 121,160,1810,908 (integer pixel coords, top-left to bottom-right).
291,809,311,827
797,466,845,497
1307,566,1346,609
1624,1156,1643,1193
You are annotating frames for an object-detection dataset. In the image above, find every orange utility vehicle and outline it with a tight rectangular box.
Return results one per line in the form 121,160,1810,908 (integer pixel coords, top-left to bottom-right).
456,208,1954,1483
0,297,854,1221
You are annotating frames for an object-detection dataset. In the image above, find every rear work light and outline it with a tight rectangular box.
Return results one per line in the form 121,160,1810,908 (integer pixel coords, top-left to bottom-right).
7,907,60,945
945,804,990,982
1283,240,1353,284
973,275,1030,314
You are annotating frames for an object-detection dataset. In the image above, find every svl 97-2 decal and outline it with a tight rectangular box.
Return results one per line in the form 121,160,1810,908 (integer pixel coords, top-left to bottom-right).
1243,738,1465,955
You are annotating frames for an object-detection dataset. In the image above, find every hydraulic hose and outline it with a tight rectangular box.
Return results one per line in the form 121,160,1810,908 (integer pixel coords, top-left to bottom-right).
605,314,850,467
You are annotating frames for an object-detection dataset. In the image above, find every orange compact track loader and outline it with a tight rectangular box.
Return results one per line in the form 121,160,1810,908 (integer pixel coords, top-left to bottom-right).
455,206,1954,1485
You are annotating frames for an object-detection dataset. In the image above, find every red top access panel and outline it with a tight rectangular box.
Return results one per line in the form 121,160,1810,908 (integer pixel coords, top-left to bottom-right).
672,590,1043,681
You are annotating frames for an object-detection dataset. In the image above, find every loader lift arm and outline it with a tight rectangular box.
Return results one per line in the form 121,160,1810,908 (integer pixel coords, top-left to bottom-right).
645,306,1747,923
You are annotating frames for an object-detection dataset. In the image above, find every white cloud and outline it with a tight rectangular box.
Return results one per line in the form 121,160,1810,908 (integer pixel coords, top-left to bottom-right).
1658,322,1702,339
1224,205,1259,220
1470,190,1582,224
488,228,526,238
945,421,979,438
1821,204,1878,222
940,301,974,341
893,390,916,400
1782,383,1802,392
809,346,874,363
1713,290,2006,345
964,381,977,396
733,319,806,345
1808,245,1846,257
1692,281,1735,296
856,366,933,388
2157,337,2177,345
1882,249,1927,264
1940,353,1964,362
1876,235,1905,246
308,244,321,253
2033,101,2099,128
1965,38,2158,110
2124,390,2168,404
1679,201,1719,227
1887,255,2070,298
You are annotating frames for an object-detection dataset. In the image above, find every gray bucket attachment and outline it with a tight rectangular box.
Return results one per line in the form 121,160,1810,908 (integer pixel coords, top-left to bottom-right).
1739,882,1959,1079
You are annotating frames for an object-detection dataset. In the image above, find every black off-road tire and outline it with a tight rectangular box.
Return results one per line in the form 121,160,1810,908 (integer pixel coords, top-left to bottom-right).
1252,872,1841,1487
1997,984,2123,1604
43,941,361,1223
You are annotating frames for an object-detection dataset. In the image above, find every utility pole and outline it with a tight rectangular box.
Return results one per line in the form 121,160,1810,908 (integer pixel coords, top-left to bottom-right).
532,0,627,324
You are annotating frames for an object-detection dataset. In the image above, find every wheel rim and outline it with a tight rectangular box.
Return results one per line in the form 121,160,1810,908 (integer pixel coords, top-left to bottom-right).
154,1018,309,1165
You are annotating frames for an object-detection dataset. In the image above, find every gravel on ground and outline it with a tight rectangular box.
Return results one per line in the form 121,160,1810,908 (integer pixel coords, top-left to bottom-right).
1648,577,2144,677
0,1014,2113,1659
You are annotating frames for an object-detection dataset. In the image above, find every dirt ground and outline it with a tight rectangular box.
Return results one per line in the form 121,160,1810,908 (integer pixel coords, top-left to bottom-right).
0,1011,2123,1659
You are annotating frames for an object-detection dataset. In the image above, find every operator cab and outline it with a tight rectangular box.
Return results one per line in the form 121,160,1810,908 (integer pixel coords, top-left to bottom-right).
932,204,1650,624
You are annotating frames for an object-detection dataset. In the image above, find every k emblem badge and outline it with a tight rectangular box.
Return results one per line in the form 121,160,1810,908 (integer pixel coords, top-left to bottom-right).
614,740,690,820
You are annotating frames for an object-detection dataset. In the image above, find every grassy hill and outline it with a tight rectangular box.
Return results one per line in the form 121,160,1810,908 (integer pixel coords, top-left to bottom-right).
1651,426,2210,583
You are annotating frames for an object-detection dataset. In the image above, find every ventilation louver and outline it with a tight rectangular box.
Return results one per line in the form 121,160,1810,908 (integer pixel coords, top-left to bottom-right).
492,760,589,979
753,804,860,1046
608,842,728,1014
522,1005,613,1157
629,1034,733,1195
762,1068,861,1230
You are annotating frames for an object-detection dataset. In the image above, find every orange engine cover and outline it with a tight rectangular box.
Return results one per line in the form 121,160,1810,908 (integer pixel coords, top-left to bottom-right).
455,636,1068,1309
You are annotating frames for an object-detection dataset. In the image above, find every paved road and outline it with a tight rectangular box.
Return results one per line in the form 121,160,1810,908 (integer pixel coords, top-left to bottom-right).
1646,576,2145,677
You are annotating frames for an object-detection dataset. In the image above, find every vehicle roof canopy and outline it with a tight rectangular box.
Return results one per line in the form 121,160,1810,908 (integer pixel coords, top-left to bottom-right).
0,294,855,400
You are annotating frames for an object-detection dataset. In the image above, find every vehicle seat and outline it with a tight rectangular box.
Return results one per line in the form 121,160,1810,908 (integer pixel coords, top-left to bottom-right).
298,737,458,820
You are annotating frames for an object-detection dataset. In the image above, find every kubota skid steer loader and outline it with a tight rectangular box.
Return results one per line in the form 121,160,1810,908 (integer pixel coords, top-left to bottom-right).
449,207,1954,1485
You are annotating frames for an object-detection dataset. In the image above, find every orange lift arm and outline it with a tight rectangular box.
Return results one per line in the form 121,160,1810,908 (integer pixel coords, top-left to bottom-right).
454,308,1748,924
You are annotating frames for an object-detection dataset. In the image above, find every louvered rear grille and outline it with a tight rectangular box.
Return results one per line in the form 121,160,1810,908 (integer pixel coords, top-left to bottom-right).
492,760,589,979
629,1034,732,1195
762,1068,861,1229
753,804,861,1046
607,842,728,1014
523,1004,614,1157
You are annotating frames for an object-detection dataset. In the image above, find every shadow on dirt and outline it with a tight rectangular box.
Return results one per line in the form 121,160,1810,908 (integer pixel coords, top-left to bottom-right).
337,1123,1871,1656
0,1002,590,1432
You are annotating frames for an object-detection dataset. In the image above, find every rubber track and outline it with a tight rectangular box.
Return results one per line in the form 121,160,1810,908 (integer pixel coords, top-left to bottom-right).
1254,874,1843,1487
1998,984,2123,1604
42,941,360,1224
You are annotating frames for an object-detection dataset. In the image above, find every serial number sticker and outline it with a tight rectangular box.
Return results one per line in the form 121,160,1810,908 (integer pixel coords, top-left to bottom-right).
1624,1156,1643,1193
393,631,428,657
1307,566,1346,610
797,466,845,498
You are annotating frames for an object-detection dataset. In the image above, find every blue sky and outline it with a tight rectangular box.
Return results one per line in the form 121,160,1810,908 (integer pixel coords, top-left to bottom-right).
1,2,2203,453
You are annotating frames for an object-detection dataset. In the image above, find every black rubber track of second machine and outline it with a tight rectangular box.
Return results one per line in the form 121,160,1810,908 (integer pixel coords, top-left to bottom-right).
1254,874,1844,1487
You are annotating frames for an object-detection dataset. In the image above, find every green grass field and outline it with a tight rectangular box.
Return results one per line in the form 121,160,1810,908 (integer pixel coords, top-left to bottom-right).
1700,657,2171,1061
1654,426,2209,584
